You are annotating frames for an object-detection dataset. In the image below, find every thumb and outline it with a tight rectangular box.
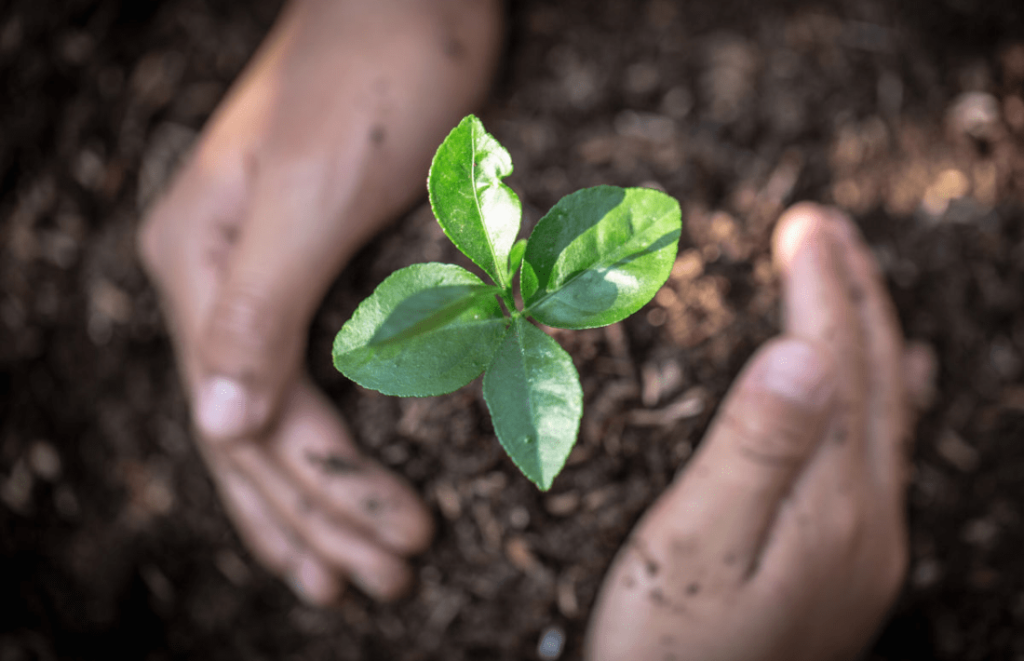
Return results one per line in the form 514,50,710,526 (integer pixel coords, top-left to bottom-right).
670,336,839,574
193,171,347,442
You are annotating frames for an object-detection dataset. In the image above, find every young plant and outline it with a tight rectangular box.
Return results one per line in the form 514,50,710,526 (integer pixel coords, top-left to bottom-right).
333,115,681,490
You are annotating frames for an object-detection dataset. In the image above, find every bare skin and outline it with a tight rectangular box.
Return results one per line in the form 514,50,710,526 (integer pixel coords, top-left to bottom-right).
138,0,503,604
585,204,935,661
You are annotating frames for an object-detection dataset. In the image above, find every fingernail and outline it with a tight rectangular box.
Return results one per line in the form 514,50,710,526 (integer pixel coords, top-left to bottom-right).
754,341,835,411
774,204,828,270
196,377,248,439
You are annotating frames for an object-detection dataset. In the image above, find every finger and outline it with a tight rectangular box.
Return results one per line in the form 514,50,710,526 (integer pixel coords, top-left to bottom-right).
773,203,869,481
137,147,249,353
210,458,343,606
668,338,838,576
193,123,381,443
227,443,413,602
822,210,911,498
139,145,350,606
268,381,434,555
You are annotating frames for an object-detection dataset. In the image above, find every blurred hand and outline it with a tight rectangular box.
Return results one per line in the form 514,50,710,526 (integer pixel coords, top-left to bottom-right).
138,0,502,604
586,204,935,660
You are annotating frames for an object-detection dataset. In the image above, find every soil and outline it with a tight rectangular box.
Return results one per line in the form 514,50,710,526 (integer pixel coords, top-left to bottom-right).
3,0,1024,659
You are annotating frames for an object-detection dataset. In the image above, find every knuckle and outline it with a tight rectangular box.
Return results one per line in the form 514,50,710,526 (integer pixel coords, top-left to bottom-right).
721,410,811,468
209,283,280,355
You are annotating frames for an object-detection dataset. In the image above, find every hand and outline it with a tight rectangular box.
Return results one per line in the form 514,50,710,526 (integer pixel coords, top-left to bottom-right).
138,0,502,604
585,204,936,660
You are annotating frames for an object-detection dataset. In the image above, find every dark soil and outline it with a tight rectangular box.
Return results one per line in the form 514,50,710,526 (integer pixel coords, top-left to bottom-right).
4,0,1024,659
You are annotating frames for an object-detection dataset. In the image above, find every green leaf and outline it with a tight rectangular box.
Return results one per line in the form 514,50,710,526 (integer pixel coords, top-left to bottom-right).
483,317,583,490
333,263,507,396
428,115,521,288
521,186,681,329
508,238,528,281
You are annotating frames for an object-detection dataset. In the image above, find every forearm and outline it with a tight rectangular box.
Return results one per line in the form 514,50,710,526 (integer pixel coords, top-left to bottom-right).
187,0,506,325
325,0,507,251
261,0,506,257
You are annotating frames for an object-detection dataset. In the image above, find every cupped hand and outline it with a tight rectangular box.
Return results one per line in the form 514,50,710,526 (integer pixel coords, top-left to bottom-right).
585,204,936,660
138,0,501,604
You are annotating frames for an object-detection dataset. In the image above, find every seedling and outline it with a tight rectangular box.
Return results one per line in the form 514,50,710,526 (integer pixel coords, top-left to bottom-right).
333,115,681,490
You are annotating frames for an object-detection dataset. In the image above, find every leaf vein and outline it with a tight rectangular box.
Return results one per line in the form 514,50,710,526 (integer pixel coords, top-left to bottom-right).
469,122,507,289
525,211,674,314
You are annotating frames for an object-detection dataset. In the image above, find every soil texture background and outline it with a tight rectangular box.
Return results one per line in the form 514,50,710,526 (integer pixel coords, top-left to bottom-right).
3,0,1024,659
